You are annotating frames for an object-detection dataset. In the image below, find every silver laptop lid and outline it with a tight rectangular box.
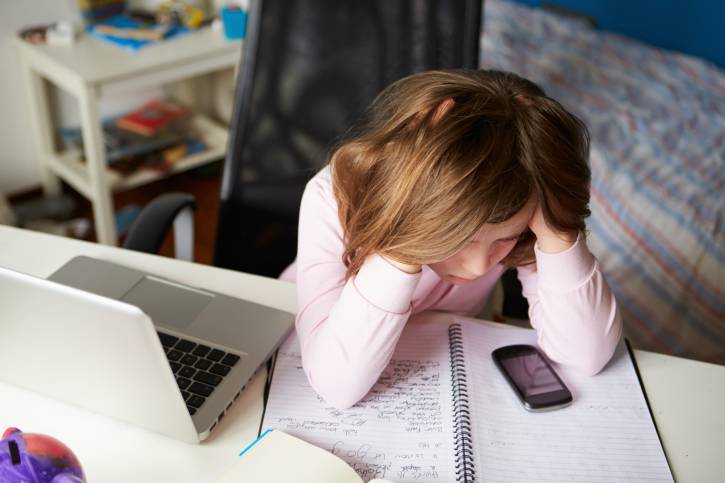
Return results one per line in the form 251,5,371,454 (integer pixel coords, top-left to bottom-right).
48,256,295,364
45,256,296,441
0,266,199,444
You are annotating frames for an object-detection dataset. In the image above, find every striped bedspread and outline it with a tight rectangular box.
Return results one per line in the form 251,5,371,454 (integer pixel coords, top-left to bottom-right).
480,0,725,364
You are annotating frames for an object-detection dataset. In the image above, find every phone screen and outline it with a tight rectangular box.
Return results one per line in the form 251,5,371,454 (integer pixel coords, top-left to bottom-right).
498,352,564,397
493,345,572,410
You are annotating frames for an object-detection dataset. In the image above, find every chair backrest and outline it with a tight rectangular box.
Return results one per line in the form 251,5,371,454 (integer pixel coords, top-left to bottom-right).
215,0,482,277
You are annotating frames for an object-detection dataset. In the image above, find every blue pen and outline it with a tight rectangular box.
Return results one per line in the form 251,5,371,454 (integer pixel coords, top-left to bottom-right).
239,429,273,456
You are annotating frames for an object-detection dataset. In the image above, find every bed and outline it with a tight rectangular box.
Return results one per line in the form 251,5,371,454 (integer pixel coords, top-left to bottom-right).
480,0,725,364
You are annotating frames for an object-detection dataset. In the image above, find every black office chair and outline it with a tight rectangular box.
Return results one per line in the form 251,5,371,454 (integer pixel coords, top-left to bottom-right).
125,0,483,277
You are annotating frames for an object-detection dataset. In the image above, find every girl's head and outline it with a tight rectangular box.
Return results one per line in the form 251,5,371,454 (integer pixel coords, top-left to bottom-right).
330,69,591,281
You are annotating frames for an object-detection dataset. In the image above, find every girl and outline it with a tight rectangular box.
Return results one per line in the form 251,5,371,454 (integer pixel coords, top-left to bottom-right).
281,69,622,409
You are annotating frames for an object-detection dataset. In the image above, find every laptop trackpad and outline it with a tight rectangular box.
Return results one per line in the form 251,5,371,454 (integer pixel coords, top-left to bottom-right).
121,276,212,330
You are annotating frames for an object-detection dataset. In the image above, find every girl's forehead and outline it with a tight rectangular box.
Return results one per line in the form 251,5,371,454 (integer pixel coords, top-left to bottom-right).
473,199,536,240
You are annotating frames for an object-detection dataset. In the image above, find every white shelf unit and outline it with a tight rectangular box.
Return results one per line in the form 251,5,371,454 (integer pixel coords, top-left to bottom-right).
15,28,242,245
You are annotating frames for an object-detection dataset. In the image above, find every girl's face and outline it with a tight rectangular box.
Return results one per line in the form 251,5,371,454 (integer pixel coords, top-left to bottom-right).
429,198,536,284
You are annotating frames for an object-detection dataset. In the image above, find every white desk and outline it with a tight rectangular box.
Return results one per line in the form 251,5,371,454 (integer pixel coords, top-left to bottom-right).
0,225,722,482
15,28,242,245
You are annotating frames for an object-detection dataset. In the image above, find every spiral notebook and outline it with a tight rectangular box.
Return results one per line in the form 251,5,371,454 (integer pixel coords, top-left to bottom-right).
261,313,673,482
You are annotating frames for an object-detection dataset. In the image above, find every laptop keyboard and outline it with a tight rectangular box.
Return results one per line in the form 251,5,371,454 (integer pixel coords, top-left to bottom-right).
157,331,240,416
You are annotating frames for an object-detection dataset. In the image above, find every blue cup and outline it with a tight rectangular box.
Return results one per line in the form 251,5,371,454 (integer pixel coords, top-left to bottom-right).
221,6,247,40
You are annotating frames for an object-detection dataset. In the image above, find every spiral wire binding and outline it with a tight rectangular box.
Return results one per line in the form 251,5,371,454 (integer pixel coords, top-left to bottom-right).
449,323,476,482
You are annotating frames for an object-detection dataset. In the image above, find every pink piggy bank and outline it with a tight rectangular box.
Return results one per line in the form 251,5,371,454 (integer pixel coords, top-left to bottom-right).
0,428,85,483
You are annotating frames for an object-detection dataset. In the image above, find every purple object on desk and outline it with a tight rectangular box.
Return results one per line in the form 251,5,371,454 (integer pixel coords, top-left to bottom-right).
0,428,85,483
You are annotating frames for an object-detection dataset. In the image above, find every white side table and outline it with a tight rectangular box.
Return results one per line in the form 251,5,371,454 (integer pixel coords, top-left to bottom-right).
15,28,242,245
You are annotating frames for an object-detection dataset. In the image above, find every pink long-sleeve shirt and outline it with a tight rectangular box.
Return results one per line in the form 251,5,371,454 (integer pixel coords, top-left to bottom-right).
280,166,622,409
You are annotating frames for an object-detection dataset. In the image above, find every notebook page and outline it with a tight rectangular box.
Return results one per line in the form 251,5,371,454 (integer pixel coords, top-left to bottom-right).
262,319,455,482
459,318,673,482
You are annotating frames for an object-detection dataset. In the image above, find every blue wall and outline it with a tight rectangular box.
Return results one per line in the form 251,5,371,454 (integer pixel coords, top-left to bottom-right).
511,0,725,67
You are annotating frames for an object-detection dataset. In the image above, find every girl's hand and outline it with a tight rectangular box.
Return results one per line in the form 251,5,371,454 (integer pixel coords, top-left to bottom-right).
528,204,578,254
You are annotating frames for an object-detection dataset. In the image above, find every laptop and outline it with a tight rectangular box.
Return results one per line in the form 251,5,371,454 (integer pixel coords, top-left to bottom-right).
0,256,294,443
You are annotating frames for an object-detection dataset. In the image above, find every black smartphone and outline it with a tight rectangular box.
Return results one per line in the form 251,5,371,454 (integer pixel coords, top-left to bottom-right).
492,344,572,411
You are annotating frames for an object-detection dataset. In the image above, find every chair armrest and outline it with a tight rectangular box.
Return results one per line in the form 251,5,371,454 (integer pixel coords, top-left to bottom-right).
123,193,196,261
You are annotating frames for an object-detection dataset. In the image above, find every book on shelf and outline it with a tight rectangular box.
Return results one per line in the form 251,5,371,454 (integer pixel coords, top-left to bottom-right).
58,108,205,175
87,14,189,52
260,312,673,483
108,137,206,175
116,99,190,137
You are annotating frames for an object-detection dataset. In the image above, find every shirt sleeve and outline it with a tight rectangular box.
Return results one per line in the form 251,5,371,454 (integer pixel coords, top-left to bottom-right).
517,235,623,376
294,173,421,409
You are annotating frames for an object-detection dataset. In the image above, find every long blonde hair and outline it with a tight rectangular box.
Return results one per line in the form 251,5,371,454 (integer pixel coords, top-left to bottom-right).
330,69,591,279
